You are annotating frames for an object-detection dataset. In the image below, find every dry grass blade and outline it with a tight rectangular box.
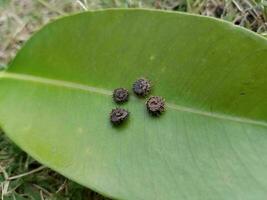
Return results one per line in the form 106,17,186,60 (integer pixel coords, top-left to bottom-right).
7,166,47,181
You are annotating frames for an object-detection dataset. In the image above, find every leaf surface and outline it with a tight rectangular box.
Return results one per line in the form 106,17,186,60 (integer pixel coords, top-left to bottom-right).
0,9,267,200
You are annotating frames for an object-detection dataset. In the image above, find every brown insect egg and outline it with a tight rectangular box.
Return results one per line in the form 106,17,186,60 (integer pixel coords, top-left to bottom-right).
132,78,151,97
113,88,129,103
110,108,129,125
146,96,165,116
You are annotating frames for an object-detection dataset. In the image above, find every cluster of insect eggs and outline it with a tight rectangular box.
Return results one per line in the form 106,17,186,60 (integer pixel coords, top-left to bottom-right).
110,78,165,125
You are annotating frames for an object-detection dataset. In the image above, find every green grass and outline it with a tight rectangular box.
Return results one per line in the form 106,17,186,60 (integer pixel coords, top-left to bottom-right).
1,134,100,200
0,0,267,199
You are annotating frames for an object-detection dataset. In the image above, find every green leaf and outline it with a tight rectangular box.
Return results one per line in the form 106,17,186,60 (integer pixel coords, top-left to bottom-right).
0,9,267,200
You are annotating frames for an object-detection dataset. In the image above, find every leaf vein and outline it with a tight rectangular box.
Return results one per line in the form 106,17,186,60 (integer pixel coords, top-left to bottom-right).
1,71,266,128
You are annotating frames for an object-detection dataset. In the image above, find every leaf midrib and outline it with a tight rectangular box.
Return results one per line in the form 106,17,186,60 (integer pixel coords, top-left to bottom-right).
0,71,266,128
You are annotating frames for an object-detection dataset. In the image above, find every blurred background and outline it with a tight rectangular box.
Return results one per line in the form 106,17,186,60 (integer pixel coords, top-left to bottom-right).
0,0,267,199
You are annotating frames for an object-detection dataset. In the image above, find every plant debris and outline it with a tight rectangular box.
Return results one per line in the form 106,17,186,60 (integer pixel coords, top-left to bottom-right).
132,78,151,97
146,96,165,116
214,5,224,18
113,88,129,103
110,108,129,125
